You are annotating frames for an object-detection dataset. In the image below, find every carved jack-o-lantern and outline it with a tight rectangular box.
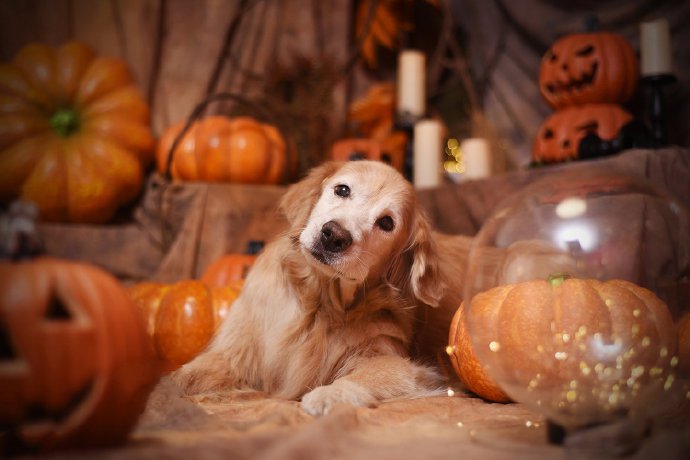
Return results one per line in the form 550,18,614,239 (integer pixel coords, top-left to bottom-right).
539,32,638,109
0,256,160,452
331,138,404,172
532,104,632,164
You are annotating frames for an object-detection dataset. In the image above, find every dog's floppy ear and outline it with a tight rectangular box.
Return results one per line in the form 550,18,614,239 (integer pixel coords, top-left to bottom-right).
388,208,445,307
280,161,343,230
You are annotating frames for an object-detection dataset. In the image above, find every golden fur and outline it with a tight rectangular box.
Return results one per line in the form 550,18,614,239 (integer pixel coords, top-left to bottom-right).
173,161,470,416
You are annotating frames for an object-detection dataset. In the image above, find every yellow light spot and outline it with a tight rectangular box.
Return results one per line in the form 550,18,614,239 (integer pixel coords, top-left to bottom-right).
670,356,679,367
569,380,578,389
555,351,568,361
580,362,591,376
489,341,501,352
608,393,619,405
641,337,651,347
664,375,675,391
633,309,641,317
448,388,456,397
660,347,669,357
566,390,577,402
457,421,464,427
631,365,645,378
562,333,571,343
631,324,640,336
576,326,587,338
605,298,614,308
595,363,604,374
650,367,663,377
446,345,455,356
526,420,533,427
537,345,544,353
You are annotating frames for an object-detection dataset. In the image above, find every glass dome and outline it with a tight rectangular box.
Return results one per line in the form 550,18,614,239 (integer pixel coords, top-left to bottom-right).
463,168,689,428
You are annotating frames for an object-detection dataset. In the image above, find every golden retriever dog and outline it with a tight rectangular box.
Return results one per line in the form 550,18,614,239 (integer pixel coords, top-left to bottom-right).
173,160,468,415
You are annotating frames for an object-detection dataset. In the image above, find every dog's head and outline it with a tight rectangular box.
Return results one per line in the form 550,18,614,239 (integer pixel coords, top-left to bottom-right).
280,161,444,307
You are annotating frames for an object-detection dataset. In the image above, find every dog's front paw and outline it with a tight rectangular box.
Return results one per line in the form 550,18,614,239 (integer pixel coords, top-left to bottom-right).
300,380,377,416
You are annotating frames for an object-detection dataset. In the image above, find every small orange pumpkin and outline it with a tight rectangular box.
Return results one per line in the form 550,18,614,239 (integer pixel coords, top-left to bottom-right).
156,115,293,184
532,104,632,164
539,32,638,109
128,280,242,370
447,302,510,402
200,242,263,288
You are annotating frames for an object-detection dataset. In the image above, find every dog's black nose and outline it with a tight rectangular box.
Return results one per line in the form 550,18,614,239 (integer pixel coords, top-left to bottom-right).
320,220,352,253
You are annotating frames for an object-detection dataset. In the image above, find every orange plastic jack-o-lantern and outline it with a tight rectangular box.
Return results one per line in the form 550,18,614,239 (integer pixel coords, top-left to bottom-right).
539,32,638,109
0,258,159,452
331,138,404,172
532,104,632,164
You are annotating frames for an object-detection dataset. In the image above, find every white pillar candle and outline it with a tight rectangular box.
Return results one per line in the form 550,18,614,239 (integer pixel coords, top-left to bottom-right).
413,119,443,189
640,19,673,76
397,50,426,117
460,138,491,180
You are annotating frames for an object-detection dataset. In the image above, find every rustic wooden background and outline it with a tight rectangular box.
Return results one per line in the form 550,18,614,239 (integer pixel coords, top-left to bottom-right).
1,0,688,172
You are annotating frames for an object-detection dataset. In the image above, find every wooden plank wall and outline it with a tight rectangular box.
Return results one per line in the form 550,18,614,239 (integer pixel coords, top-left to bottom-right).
0,0,353,172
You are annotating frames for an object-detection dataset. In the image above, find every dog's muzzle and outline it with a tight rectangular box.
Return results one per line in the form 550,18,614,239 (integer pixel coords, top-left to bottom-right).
310,220,352,264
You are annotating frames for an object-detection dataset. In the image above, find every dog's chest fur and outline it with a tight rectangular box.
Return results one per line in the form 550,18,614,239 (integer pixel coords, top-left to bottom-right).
258,256,419,399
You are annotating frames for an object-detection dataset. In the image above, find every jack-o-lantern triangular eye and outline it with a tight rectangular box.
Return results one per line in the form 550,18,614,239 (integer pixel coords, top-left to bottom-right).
0,323,16,361
576,45,595,56
45,298,72,321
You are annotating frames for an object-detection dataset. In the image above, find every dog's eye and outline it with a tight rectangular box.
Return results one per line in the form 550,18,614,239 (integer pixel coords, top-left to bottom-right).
376,216,395,232
334,184,350,198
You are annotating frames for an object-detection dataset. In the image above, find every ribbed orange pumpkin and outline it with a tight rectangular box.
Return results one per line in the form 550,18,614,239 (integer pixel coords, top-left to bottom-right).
532,104,632,164
156,115,293,184
128,280,242,370
539,32,638,109
465,277,677,423
448,302,510,402
0,42,154,223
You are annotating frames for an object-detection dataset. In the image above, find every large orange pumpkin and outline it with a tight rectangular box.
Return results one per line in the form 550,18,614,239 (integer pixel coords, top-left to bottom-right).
539,32,638,109
465,277,677,426
0,42,154,223
156,115,293,184
0,257,159,452
447,302,510,402
128,280,242,370
532,104,632,164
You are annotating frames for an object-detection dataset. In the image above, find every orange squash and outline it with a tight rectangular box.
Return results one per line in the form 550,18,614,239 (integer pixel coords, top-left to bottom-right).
539,32,638,109
532,104,632,164
156,115,293,184
0,42,154,223
448,302,510,402
128,280,242,369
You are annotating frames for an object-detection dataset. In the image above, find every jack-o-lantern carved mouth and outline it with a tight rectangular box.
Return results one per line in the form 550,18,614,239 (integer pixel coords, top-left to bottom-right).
544,62,598,95
0,297,95,425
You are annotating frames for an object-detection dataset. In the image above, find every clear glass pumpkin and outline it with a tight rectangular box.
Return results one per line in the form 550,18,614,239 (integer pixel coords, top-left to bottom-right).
464,168,690,428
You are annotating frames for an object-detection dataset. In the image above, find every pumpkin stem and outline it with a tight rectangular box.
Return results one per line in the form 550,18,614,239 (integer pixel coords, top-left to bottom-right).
548,273,571,287
50,107,80,137
0,200,44,261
